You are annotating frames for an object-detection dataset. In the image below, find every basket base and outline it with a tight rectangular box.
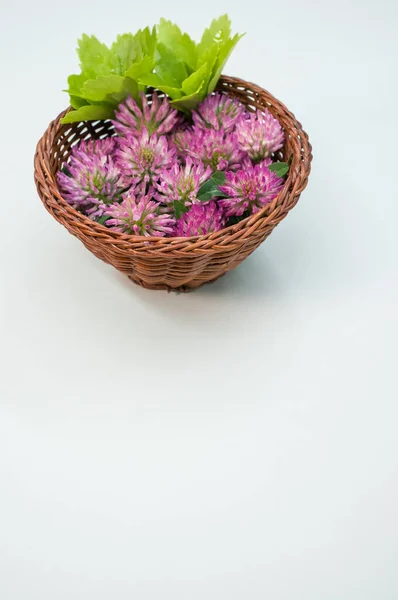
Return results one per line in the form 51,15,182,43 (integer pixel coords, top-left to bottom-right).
128,273,225,293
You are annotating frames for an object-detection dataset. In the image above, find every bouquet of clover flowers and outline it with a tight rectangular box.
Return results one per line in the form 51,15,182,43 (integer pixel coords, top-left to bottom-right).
57,15,290,238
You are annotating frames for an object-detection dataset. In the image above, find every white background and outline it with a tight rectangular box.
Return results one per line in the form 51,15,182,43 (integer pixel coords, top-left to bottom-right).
1,0,397,598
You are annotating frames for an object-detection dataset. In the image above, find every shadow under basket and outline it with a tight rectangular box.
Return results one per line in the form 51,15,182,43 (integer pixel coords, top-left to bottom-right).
34,76,312,292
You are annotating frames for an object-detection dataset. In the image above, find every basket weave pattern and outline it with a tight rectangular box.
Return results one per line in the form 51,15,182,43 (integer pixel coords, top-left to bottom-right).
34,76,312,291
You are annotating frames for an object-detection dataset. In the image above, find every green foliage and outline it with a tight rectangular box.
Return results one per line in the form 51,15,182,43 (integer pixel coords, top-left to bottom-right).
61,28,156,124
61,104,115,124
97,215,111,225
197,171,227,201
173,200,190,219
62,16,243,123
268,162,290,177
141,15,244,113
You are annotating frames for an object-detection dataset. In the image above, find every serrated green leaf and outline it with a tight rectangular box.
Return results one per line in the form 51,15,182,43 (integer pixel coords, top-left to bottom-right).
155,43,190,87
157,18,197,71
60,104,114,124
108,28,156,77
125,55,154,82
135,26,157,60
189,43,220,104
208,32,245,94
77,34,111,78
79,75,140,107
181,63,208,96
66,73,87,97
197,14,232,56
81,75,125,102
109,33,138,74
139,73,182,99
195,43,219,90
268,162,289,177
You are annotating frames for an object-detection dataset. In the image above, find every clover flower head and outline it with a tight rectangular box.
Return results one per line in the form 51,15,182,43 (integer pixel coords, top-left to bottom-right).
57,141,126,218
174,201,225,237
113,92,182,137
192,93,245,132
116,129,176,185
154,157,212,206
235,109,284,161
104,194,175,236
74,137,117,159
218,162,284,217
174,126,244,171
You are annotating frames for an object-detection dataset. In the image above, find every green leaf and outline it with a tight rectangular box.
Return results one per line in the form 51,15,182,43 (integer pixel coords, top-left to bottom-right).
197,14,232,56
69,95,88,109
268,162,289,177
173,200,189,219
111,27,156,77
81,75,125,102
207,32,245,94
80,75,140,107
157,18,197,71
195,43,219,90
181,62,208,96
210,171,226,186
139,73,182,99
64,73,88,108
124,55,154,82
60,104,114,124
77,34,111,78
170,84,205,112
97,215,110,225
122,77,140,100
155,43,190,87
195,15,245,95
109,33,139,75
66,73,88,97
135,26,157,60
197,188,226,202
66,74,90,107
197,171,227,201
227,215,244,226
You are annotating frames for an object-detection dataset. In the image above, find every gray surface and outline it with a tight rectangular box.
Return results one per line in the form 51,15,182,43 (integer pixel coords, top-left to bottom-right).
1,0,397,598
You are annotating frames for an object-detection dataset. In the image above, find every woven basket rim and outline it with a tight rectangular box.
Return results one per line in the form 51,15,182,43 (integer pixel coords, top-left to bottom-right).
34,75,312,255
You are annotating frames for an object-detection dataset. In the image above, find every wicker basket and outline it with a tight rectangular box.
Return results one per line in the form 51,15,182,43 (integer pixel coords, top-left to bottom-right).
34,76,312,292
